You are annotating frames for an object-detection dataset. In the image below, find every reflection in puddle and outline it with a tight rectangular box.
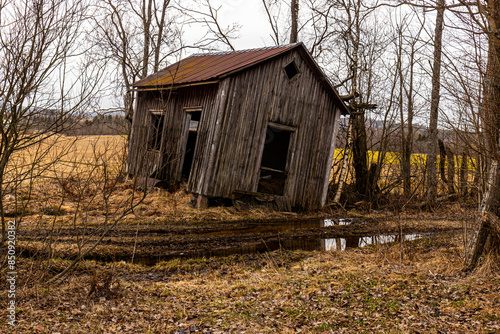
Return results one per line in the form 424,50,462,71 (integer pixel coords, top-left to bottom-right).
321,217,363,227
322,233,427,251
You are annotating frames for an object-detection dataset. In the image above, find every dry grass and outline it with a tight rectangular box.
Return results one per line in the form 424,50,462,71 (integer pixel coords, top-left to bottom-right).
474,250,500,278
2,231,499,333
4,134,326,224
7,135,126,177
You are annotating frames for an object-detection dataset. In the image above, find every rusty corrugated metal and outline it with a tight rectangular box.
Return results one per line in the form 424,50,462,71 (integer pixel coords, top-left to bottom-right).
133,44,297,87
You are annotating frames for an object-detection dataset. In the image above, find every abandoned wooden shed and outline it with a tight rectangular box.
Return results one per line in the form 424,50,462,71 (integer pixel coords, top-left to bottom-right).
127,43,349,210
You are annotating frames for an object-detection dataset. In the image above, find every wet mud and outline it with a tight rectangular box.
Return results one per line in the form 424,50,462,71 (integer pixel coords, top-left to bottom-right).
18,216,462,264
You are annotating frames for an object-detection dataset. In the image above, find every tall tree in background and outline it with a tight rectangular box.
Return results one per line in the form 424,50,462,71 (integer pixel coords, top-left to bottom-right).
398,12,425,198
262,0,300,45
290,0,299,43
426,0,445,206
337,0,380,201
92,0,180,122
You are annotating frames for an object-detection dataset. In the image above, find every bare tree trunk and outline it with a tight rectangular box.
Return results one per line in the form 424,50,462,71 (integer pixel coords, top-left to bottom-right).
348,0,369,200
333,119,352,203
156,0,170,72
396,25,411,198
352,111,369,197
426,0,445,206
290,0,299,43
438,139,448,183
484,1,500,161
141,0,153,78
403,33,416,198
447,149,456,194
262,0,281,45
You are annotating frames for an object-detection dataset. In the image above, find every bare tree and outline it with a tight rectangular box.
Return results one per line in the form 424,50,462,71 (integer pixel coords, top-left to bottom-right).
462,0,500,270
426,0,446,206
92,0,180,122
332,0,383,202
0,0,102,245
262,0,284,45
333,118,352,203
180,0,241,51
397,11,426,198
44,138,147,283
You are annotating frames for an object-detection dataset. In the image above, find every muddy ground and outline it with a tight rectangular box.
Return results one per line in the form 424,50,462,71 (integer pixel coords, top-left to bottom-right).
18,213,464,264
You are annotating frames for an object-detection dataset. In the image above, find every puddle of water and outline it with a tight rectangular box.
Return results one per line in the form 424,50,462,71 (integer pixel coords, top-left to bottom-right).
201,217,363,237
321,233,428,251
132,232,431,266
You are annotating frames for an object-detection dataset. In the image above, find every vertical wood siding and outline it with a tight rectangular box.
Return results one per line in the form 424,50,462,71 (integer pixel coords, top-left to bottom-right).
207,50,341,209
127,85,219,187
128,49,342,210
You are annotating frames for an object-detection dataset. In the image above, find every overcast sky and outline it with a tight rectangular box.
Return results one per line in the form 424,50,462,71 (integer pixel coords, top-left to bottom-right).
183,0,280,52
216,0,275,48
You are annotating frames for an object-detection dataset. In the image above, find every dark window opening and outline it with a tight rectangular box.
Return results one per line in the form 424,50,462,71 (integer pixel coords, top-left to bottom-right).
189,110,201,132
258,126,292,195
182,110,201,180
284,61,299,80
148,112,165,150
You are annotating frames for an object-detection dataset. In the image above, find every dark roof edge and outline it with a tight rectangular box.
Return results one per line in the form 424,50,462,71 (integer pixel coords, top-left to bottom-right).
131,80,220,92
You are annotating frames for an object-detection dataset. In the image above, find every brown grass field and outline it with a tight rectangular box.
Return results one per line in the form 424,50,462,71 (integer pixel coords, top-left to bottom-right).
0,135,498,333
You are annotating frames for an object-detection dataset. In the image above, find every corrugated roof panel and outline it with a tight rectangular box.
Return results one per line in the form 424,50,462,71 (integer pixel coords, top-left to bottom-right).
133,44,297,87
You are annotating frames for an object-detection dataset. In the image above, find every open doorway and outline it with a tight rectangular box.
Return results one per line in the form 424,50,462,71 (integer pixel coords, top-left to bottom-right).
182,109,201,181
257,123,294,195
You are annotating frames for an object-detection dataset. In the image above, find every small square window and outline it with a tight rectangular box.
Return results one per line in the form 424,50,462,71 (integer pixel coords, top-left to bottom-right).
284,61,299,80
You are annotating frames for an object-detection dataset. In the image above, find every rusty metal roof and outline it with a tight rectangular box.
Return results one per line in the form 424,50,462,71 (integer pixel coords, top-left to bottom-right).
133,43,349,114
133,44,298,87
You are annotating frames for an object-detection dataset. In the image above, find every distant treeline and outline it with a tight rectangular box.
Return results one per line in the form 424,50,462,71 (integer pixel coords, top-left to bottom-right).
33,113,130,136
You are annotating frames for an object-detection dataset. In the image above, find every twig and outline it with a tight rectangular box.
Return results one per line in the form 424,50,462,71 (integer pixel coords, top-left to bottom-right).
131,220,140,264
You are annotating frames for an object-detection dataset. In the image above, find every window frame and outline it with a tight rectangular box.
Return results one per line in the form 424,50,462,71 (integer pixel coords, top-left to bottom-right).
283,60,300,81
148,109,165,151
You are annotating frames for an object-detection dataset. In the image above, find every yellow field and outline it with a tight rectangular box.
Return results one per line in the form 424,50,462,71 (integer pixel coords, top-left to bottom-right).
333,148,476,170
